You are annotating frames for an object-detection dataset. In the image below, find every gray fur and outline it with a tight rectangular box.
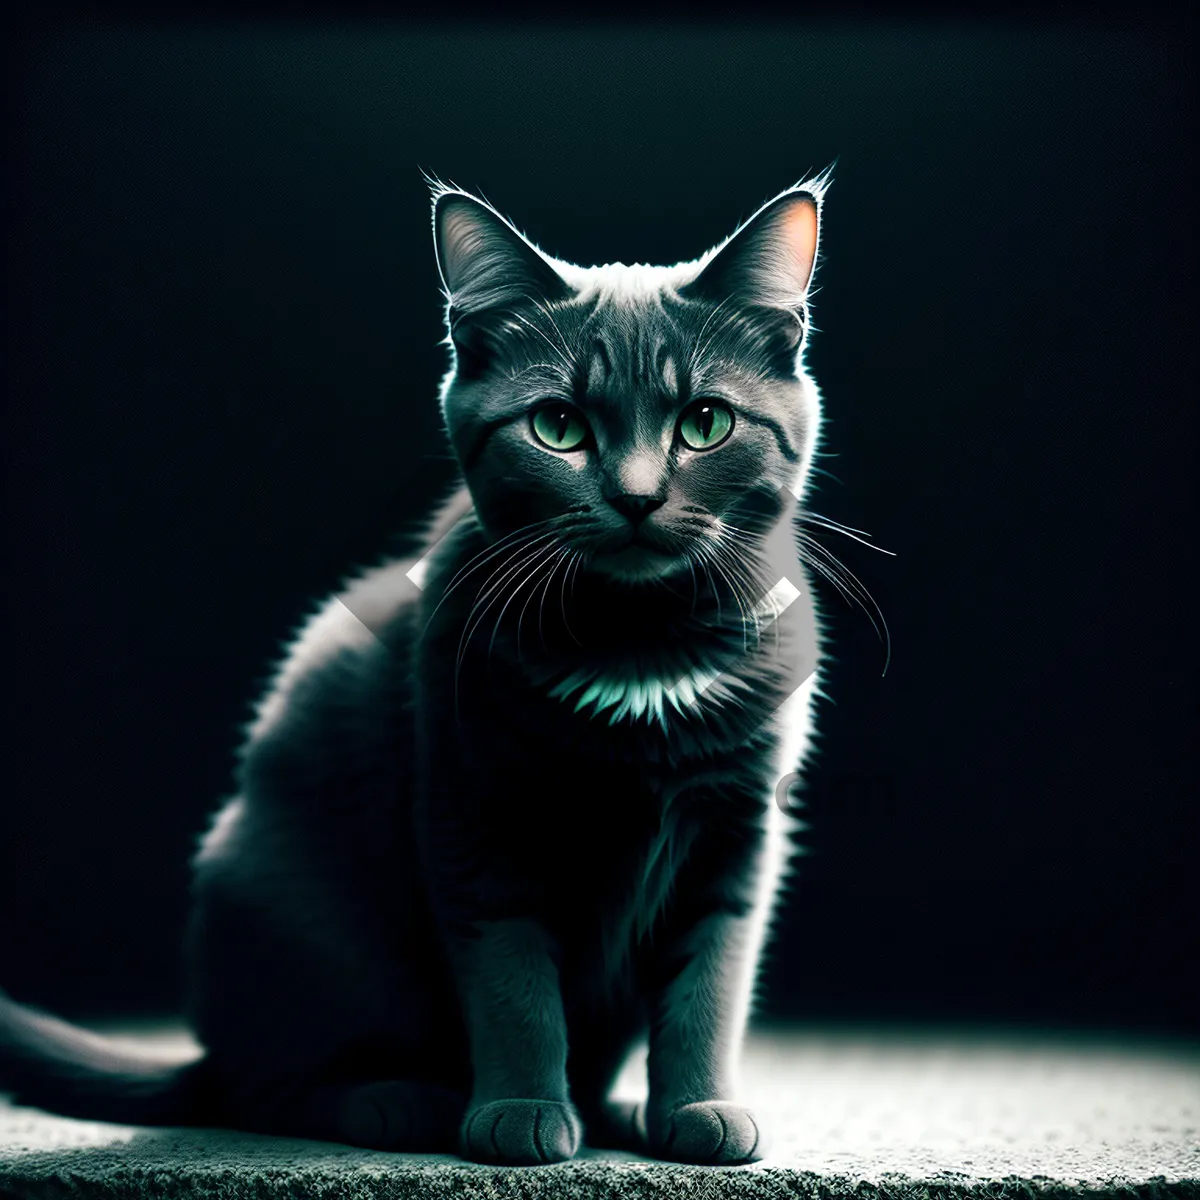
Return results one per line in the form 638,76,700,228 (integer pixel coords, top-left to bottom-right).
0,175,835,1166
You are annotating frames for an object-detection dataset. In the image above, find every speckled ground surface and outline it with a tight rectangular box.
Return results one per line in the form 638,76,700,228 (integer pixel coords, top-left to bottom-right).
1,1023,1197,1198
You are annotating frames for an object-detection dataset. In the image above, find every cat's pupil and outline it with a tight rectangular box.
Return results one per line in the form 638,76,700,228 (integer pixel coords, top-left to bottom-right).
697,407,715,440
550,410,570,441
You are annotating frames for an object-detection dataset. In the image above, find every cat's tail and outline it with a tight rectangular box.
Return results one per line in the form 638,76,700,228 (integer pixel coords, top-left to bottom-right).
0,989,215,1126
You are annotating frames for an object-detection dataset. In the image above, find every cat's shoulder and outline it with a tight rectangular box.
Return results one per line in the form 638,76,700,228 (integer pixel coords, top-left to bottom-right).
242,486,476,748
240,553,424,745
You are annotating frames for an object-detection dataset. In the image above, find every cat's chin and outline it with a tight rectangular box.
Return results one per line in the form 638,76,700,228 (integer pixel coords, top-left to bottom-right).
588,546,687,584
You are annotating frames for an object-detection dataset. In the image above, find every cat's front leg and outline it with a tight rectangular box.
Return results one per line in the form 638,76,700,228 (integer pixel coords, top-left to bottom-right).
638,802,786,1166
449,917,582,1165
415,691,582,1164
643,906,768,1164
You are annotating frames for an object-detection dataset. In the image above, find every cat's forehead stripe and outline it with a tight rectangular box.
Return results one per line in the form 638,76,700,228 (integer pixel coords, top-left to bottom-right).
582,315,683,399
586,337,612,392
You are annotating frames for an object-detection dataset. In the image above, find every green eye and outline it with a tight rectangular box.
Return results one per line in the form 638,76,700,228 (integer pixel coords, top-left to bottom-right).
678,401,734,451
532,403,590,452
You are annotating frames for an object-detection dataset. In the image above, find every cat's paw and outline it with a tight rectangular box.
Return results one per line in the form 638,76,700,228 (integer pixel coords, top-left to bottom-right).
650,1100,767,1165
460,1098,582,1165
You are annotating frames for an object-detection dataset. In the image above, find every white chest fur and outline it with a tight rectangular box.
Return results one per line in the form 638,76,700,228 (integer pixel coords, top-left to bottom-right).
547,660,746,729
545,576,802,730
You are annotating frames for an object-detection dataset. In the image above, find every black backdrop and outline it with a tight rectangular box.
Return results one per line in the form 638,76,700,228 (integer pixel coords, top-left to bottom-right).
4,15,1196,1034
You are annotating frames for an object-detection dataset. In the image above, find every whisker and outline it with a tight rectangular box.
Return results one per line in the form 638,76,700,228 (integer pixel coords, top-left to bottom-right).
490,542,563,662
720,532,788,655
729,549,770,647
422,515,567,632
454,533,563,708
569,548,584,599
797,532,878,618
697,550,721,626
714,529,774,617
460,535,558,652
804,510,871,536
798,547,859,612
808,465,844,485
532,546,568,654
560,550,583,645
801,510,896,556
720,517,889,671
699,542,754,651
799,531,892,675
685,550,700,616
796,545,878,650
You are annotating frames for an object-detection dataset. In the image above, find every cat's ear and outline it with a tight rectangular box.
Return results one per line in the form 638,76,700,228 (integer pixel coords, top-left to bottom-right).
433,191,571,379
433,191,570,319
680,187,821,314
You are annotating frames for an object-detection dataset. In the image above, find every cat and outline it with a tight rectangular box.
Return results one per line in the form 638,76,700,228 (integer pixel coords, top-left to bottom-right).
0,173,833,1166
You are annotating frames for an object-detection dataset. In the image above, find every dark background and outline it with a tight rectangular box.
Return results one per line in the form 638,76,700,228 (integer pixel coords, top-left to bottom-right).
4,15,1196,1035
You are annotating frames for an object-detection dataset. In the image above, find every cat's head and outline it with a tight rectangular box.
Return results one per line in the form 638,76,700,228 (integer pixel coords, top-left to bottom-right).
432,177,828,584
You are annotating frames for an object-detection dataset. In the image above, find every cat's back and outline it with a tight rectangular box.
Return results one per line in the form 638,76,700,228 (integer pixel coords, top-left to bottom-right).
198,487,475,864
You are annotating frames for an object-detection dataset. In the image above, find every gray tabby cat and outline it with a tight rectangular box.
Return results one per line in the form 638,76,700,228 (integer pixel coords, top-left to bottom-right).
0,175,832,1166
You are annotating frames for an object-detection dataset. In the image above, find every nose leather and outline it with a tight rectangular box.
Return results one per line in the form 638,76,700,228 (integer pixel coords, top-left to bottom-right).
608,494,665,523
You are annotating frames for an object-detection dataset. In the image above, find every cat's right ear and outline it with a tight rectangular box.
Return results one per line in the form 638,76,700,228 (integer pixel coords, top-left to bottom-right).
682,186,823,310
433,192,570,377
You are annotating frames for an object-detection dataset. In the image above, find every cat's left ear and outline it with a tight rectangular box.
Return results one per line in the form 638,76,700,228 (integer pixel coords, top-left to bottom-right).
680,188,821,314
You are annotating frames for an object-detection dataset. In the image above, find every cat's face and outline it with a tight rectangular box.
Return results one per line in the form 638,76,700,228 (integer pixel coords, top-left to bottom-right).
433,184,825,583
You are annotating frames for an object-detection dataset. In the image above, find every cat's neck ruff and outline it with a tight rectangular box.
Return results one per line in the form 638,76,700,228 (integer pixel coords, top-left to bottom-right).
544,575,802,731
547,660,746,729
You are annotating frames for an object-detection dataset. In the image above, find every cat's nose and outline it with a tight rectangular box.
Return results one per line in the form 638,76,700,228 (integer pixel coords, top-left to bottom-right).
607,494,665,524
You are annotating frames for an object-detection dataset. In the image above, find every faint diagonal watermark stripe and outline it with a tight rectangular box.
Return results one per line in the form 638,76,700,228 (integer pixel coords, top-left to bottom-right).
334,486,821,812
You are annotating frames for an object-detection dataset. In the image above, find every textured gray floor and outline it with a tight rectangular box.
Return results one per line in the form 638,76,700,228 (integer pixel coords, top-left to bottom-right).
1,1022,1197,1199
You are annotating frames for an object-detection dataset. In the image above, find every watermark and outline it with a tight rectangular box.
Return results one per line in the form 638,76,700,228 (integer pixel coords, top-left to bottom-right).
777,770,901,816
775,771,806,815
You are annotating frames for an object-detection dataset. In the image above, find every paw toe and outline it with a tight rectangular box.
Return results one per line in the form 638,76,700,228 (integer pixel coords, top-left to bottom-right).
659,1101,766,1164
461,1098,582,1165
